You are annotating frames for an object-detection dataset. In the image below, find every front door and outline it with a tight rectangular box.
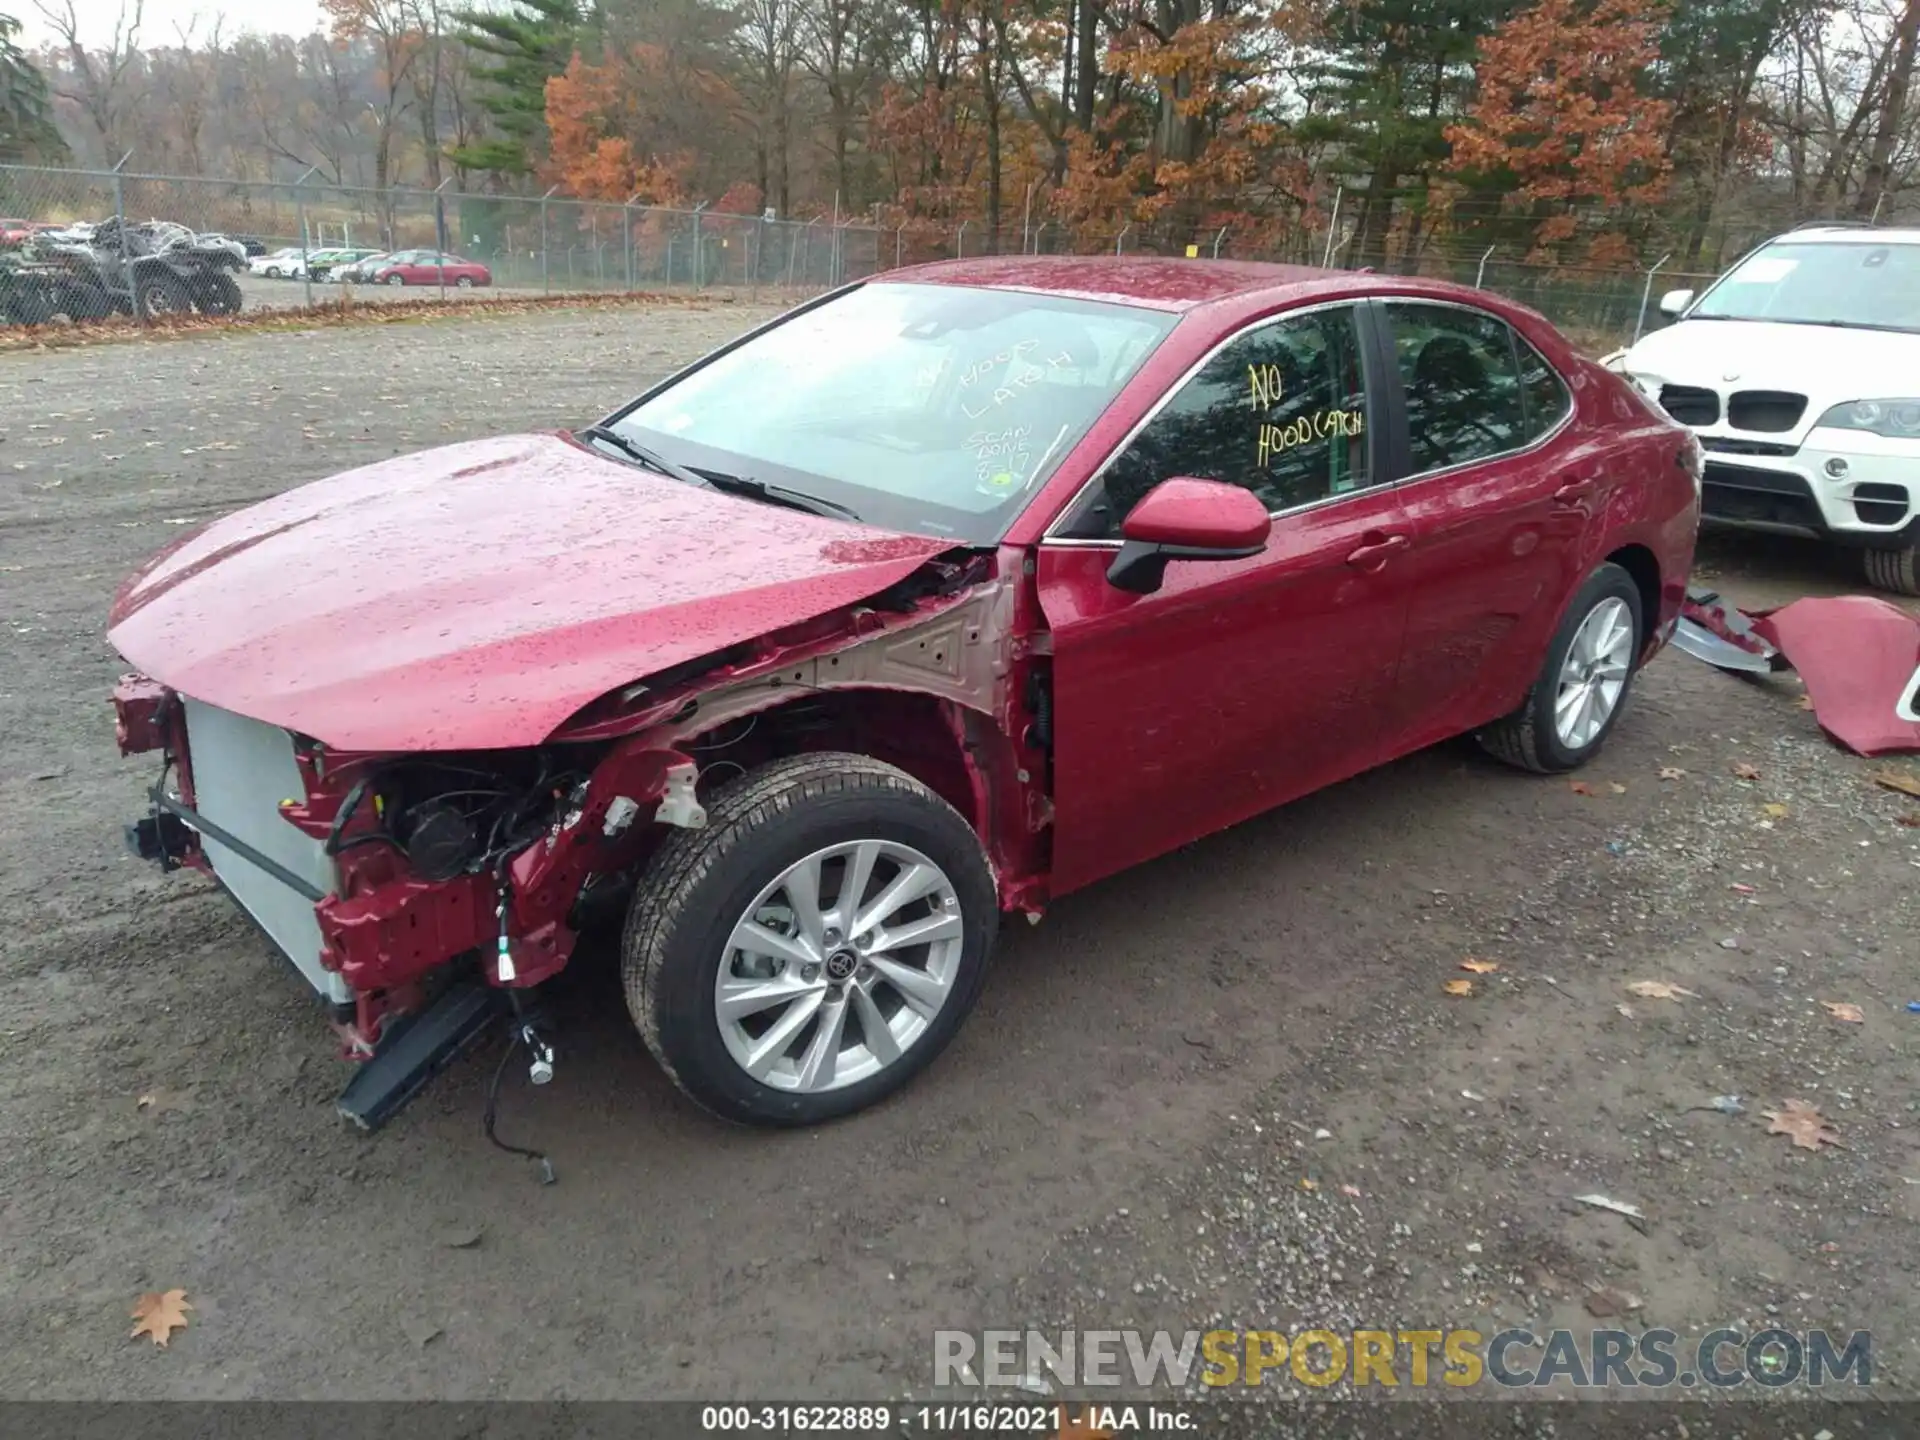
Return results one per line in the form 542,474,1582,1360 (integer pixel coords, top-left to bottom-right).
1036,303,1415,896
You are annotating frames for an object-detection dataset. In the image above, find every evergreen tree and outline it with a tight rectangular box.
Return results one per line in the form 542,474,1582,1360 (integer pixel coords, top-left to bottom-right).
0,12,63,163
449,0,589,177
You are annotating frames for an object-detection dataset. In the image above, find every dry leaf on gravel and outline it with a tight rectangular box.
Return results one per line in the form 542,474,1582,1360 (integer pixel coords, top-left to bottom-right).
1762,802,1790,819
1626,980,1697,1001
1762,1100,1843,1151
1460,959,1501,974
1616,1002,1635,1017
1658,766,1686,781
1584,1286,1644,1318
1608,782,1627,794
1871,769,1920,799
1568,780,1595,796
1821,1001,1865,1023
1796,694,1817,711
129,1289,192,1346
1897,814,1920,828
1731,762,1762,780
1442,979,1475,997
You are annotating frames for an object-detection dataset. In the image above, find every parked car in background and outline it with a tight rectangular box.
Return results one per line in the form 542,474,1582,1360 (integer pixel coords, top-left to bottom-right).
108,258,1698,1130
371,250,492,287
0,218,35,247
1606,222,1920,595
331,252,390,284
250,247,306,278
309,247,381,282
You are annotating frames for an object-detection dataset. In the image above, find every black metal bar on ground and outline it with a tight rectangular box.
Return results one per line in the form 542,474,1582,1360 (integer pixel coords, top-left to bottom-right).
336,979,505,1131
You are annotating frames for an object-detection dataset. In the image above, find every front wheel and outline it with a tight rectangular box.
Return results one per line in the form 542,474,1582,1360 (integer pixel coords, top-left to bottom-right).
1863,545,1920,597
1478,562,1644,774
193,272,243,315
455,275,474,289
386,273,406,287
132,270,190,322
622,753,997,1126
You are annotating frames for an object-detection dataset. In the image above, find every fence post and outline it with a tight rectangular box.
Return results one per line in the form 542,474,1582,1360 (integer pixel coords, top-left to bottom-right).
691,202,708,289
956,219,969,259
1474,244,1495,289
1115,223,1132,255
292,164,318,310
1032,222,1049,255
435,177,452,302
109,150,132,319
1322,185,1343,268
1633,252,1674,344
895,225,904,269
540,185,558,295
1211,226,1228,258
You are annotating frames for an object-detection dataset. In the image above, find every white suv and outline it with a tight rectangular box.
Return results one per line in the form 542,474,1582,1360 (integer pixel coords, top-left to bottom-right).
1605,223,1920,594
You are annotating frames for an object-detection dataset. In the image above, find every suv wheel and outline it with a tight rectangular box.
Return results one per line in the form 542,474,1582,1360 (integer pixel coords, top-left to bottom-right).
132,271,189,322
1478,562,1644,774
622,752,996,1126
1863,545,1920,597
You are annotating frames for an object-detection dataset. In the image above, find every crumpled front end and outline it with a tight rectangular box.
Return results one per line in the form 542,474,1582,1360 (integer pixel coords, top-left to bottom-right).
112,671,701,1057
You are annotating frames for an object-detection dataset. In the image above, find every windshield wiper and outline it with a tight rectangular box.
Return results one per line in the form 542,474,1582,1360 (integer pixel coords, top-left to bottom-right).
575,423,711,488
691,467,862,523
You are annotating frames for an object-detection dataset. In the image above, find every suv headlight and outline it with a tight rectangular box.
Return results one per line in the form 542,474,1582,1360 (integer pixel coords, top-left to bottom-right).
1813,399,1920,439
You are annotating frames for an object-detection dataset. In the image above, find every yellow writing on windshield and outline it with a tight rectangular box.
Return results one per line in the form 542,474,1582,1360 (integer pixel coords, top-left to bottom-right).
1257,409,1364,466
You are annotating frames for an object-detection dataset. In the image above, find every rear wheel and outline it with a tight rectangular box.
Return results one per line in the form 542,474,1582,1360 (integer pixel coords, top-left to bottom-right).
1863,545,1920,597
132,270,190,322
386,273,406,287
1478,562,1644,774
455,275,474,289
193,272,243,315
622,753,996,1126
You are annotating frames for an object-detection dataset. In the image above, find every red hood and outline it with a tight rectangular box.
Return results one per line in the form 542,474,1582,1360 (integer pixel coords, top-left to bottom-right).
108,432,951,751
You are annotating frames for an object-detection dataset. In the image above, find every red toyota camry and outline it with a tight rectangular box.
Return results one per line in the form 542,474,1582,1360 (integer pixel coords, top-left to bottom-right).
107,257,1700,1130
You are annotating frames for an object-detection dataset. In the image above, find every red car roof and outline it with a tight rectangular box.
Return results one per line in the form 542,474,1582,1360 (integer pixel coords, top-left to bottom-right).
884,255,1352,311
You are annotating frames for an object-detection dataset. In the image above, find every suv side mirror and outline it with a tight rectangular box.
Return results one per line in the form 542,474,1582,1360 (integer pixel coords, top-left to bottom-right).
1658,288,1694,318
1107,477,1271,594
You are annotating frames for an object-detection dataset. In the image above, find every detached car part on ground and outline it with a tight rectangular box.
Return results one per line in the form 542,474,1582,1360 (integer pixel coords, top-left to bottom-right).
6,217,245,324
109,258,1699,1134
1604,223,1920,596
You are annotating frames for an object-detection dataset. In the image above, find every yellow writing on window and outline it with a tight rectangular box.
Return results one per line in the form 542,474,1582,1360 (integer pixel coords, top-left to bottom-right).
1257,408,1365,466
1248,363,1285,409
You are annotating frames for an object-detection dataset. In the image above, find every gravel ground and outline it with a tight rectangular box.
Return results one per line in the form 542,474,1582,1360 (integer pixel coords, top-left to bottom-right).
1,301,1917,1418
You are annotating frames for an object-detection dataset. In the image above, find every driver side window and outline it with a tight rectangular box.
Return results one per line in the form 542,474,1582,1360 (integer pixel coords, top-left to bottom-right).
1061,307,1371,539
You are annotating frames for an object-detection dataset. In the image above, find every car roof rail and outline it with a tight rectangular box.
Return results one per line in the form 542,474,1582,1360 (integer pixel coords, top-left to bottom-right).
1784,218,1878,232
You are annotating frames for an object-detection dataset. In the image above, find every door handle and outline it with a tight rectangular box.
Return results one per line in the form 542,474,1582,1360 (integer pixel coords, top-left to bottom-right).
1346,533,1409,569
1554,477,1598,506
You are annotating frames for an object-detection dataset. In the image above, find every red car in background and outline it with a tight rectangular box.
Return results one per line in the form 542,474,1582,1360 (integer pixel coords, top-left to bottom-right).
371,249,492,287
107,257,1699,1133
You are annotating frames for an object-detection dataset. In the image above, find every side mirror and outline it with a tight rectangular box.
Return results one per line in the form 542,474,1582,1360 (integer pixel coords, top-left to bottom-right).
1106,477,1272,595
1657,288,1694,318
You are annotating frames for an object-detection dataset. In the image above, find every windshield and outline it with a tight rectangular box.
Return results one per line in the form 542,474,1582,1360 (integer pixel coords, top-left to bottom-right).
1689,240,1920,332
609,282,1178,543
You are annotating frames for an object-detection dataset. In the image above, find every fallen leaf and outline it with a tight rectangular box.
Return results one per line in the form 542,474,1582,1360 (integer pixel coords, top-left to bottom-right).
1568,780,1595,796
436,1224,484,1250
1584,1285,1644,1318
1626,980,1696,1001
1298,1177,1318,1192
1821,1001,1864,1023
1762,1099,1843,1151
1442,979,1475,997
129,1289,192,1346
1657,766,1686,781
1608,782,1627,795
1729,882,1757,895
1338,1183,1363,1198
1460,958,1501,974
1762,802,1789,819
1616,1002,1635,1018
1574,1193,1645,1221
1796,694,1816,711
1731,762,1762,780
1871,769,1920,800
1897,814,1920,829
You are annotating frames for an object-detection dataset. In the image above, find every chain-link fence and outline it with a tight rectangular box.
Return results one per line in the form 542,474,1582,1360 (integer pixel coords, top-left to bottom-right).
3,160,1731,345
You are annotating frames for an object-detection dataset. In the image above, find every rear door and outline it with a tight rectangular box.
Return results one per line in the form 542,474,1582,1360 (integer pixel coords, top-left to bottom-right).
1036,302,1417,895
1373,300,1599,749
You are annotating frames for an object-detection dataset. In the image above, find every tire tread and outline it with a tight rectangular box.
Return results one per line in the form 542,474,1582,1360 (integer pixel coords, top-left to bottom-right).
1865,546,1920,597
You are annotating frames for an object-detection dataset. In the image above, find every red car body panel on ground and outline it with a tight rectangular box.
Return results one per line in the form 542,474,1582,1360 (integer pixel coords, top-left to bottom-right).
107,255,1698,1087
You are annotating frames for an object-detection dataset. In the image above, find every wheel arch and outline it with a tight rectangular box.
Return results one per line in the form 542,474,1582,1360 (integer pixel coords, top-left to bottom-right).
1602,542,1661,649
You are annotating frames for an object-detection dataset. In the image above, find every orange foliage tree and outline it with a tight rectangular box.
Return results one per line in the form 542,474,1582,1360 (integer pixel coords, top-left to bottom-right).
1445,0,1674,262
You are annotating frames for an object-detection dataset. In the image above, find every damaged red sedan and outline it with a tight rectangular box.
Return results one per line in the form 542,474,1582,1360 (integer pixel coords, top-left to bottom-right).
108,258,1699,1130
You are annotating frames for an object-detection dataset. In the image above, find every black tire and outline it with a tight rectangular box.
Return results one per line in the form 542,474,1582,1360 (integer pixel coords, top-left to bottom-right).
55,280,112,321
386,273,406,287
1863,545,1920,597
622,752,997,1127
1477,562,1644,774
264,266,282,279
132,269,189,322
193,272,243,316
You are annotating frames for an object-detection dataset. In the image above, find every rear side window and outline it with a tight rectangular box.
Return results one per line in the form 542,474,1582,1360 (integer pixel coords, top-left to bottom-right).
1516,334,1572,442
1386,303,1527,473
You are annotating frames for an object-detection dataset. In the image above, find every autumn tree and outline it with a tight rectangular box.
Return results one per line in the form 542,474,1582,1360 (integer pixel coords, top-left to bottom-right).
1447,0,1675,261
452,0,586,176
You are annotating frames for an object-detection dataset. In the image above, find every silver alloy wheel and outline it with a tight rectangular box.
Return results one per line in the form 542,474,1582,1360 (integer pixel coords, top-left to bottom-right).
714,839,964,1093
1554,596,1634,749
